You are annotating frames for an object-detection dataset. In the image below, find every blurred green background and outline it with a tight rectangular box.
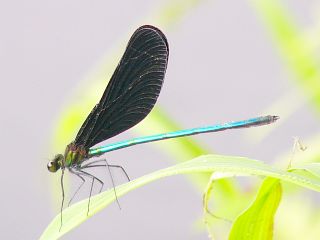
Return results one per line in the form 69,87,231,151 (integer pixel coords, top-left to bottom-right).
2,0,320,239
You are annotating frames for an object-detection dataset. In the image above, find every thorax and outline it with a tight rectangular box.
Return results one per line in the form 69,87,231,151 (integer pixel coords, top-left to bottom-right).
64,142,88,168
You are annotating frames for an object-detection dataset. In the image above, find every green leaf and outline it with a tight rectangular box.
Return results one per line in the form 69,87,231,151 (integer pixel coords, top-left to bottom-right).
229,178,282,240
290,163,320,178
41,155,320,239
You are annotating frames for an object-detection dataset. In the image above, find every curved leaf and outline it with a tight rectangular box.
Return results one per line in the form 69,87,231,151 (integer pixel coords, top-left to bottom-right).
41,154,320,239
229,178,282,240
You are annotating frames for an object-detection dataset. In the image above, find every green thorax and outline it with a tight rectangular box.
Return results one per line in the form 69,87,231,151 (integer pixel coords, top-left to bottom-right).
64,143,87,167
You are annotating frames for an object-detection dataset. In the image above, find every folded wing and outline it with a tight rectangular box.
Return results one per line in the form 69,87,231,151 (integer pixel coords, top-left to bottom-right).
74,25,169,149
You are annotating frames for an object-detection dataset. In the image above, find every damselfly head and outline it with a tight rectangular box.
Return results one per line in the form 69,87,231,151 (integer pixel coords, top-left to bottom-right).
47,154,64,172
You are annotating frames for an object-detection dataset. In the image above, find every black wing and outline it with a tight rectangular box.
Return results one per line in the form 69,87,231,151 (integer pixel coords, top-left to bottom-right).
74,25,169,149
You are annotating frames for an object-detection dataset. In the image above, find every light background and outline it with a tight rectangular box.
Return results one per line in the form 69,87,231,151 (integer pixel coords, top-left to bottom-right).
1,0,319,239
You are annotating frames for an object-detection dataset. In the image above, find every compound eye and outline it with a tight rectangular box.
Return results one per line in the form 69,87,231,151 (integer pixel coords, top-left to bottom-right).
47,161,57,172
47,154,63,173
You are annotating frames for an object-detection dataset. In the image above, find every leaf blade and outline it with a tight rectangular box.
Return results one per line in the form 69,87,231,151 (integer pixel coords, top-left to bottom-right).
41,155,320,239
229,178,282,240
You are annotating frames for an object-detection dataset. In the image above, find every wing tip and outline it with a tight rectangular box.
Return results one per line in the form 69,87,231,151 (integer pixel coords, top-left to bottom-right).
135,25,169,53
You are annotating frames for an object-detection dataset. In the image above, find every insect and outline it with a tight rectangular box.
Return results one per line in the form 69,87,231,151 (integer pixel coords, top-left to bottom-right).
47,25,278,228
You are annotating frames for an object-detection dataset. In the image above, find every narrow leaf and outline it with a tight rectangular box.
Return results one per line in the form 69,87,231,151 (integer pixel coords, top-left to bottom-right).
41,155,320,239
